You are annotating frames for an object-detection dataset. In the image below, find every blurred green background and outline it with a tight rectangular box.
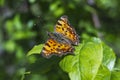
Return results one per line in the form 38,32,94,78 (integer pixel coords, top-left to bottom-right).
0,0,120,80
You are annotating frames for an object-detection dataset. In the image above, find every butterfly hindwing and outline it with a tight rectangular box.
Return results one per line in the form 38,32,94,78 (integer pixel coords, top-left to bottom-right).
41,32,74,58
54,15,79,45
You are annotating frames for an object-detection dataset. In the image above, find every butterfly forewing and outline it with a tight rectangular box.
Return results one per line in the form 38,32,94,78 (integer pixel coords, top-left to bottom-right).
54,15,79,45
41,33,74,58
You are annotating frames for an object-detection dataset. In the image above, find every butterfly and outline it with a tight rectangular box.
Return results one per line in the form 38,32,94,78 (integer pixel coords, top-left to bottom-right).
41,15,79,58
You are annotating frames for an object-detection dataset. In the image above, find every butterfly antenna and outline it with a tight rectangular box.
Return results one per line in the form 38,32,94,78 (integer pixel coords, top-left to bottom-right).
46,31,50,34
46,31,50,37
61,15,68,18
46,31,54,38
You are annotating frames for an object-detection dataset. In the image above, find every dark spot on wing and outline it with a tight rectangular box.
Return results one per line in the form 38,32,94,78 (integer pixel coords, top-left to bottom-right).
58,45,60,47
49,41,52,43
62,28,64,31
53,44,56,46
57,22,62,26
45,43,50,47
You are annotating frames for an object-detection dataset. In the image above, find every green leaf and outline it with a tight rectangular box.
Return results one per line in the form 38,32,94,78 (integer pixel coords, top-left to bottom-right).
102,43,116,71
13,14,22,31
50,1,64,17
94,65,111,80
4,40,16,53
111,58,120,80
5,20,14,35
79,42,103,80
60,38,103,80
0,0,4,6
27,44,43,56
93,43,116,80
13,31,36,40
114,58,120,71
111,71,120,80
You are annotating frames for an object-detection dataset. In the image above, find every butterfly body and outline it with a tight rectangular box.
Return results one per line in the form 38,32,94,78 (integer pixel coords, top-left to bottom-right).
41,15,79,58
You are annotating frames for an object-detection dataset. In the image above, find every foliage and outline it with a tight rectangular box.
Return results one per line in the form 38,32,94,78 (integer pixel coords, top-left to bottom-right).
0,0,120,80
28,37,120,80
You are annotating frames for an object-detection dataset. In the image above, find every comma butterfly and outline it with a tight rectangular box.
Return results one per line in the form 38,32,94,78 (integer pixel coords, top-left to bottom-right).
41,15,79,58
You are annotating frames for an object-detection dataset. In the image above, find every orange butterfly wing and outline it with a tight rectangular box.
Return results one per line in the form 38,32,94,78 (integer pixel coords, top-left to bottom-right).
54,15,79,45
41,32,74,58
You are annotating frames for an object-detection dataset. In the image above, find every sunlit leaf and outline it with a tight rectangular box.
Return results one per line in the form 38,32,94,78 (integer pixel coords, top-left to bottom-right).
111,71,120,80
60,38,103,80
13,31,36,40
111,58,120,80
4,40,16,53
27,44,43,56
94,65,111,80
13,14,22,30
102,43,116,71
